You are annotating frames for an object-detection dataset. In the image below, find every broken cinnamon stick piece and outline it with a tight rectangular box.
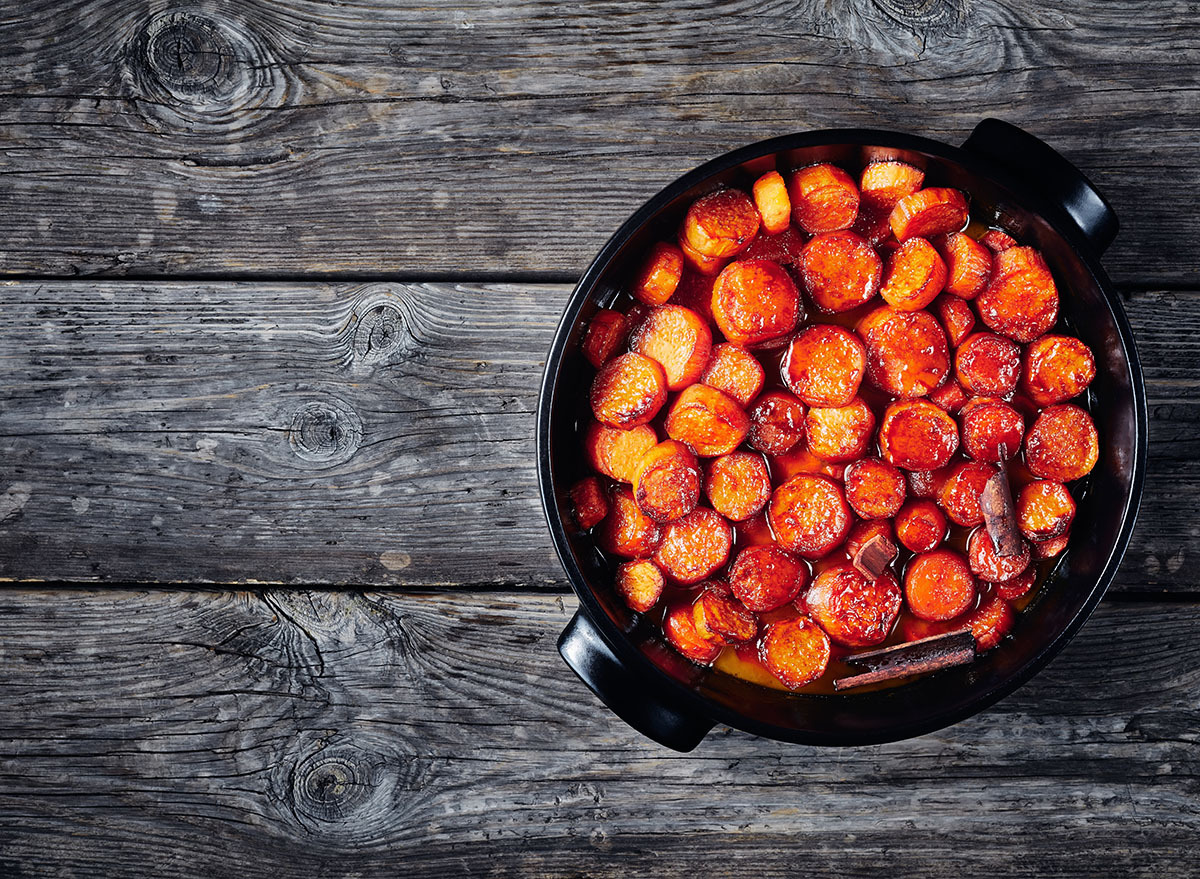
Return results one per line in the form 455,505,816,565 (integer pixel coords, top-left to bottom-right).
981,463,1023,558
852,533,899,581
834,628,976,691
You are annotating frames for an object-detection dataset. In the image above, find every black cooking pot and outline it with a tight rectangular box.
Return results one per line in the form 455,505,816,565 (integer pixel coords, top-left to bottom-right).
536,119,1147,751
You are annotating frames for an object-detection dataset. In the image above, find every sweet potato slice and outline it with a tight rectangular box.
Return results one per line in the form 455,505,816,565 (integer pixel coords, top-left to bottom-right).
569,476,610,529
889,187,969,241
798,230,883,314
663,601,723,664
1032,531,1070,559
956,332,1021,397
590,352,668,429
880,237,948,311
937,460,998,527
787,164,860,234
860,159,925,209
1021,335,1096,407
584,421,657,483
768,473,852,559
729,544,809,612
960,397,1024,463
976,246,1059,343
938,232,992,299
906,467,950,499
980,228,1017,253
653,507,733,584
783,324,867,408
678,234,727,276
740,226,806,267
705,451,772,522
681,188,760,259
1024,404,1099,482
711,258,802,346
760,616,831,689
693,587,758,643
894,499,947,553
804,397,876,464
858,306,951,399
928,378,967,414
632,439,701,523
665,384,751,457
967,526,1031,583
752,170,792,235
597,485,663,559
934,293,977,347
904,549,976,622
748,391,807,456
1016,480,1076,541
878,399,960,471
844,457,907,520
615,559,665,612
993,567,1036,601
581,308,628,369
805,562,902,648
630,304,713,391
844,519,895,562
964,593,1015,652
700,342,765,407
632,242,685,305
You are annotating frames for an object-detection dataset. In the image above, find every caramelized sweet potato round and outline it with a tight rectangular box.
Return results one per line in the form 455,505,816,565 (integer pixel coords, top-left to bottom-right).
1022,335,1096,407
1024,404,1099,482
615,559,665,613
889,187,969,241
805,562,902,647
768,473,852,559
678,235,727,276
632,440,702,523
965,593,1015,652
705,451,771,522
967,526,1031,583
906,466,950,499
976,246,1059,343
682,188,760,259
740,226,806,267
783,324,867,408
904,549,976,621
928,378,968,414
569,476,610,530
878,399,960,471
937,460,998,527
693,587,758,643
584,421,658,483
760,616,831,689
843,518,896,562
590,352,668,429
859,160,925,209
956,332,1021,397
788,164,860,234
665,384,751,458
880,237,948,311
1032,531,1070,559
844,457,907,520
653,507,733,584
632,242,685,305
805,398,876,463
894,499,947,553
581,308,628,369
711,258,802,346
934,293,977,348
992,567,1036,601
747,391,807,456
1016,480,1076,541
729,544,809,612
960,397,1024,463
700,342,765,407
938,232,992,300
752,170,792,235
858,306,951,399
598,485,663,559
630,304,713,391
798,230,883,314
980,228,1017,253
663,601,722,664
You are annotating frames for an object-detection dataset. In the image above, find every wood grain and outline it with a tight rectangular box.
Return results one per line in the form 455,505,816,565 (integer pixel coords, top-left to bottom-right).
0,590,1195,877
0,1,1196,284
0,281,1192,590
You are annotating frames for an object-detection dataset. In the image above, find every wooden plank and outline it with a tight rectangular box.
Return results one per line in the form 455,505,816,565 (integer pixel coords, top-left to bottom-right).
0,1,1196,284
0,590,1195,877
0,282,1194,590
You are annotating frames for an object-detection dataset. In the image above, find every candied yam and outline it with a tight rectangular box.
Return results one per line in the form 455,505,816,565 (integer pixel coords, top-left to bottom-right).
967,526,1031,583
760,616,831,689
752,170,792,235
844,457,907,520
581,308,628,369
1024,404,1099,482
632,241,685,305
615,559,665,613
1022,335,1097,407
653,507,733,584
1032,531,1070,559
955,332,1021,397
805,563,902,648
938,232,993,300
993,567,1036,602
705,451,772,522
907,467,950,499
787,164,860,234
630,304,714,391
904,549,976,622
663,601,722,664
632,440,702,523
1016,480,1076,541
895,499,947,553
748,391,807,456
850,203,894,247
859,159,925,209
980,228,1017,253
937,460,998,527
729,544,809,612
682,188,761,259
569,476,609,529
783,324,867,408
798,230,883,314
598,485,663,559
934,293,977,347
844,518,896,562
711,258,802,346
665,384,751,457
805,397,876,463
700,342,765,407
899,614,957,643
693,588,758,643
878,399,960,471
965,593,1015,652
590,352,668,429
880,237,948,311
740,226,807,267
858,306,951,399
928,378,968,414
960,397,1024,463
678,234,727,276
768,473,852,559
584,421,658,483
976,246,1059,343
889,187,969,241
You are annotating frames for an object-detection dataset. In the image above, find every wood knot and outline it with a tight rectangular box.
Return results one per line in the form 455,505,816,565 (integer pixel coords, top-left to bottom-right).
292,750,377,824
345,286,420,370
871,0,965,33
288,399,362,467
353,303,408,362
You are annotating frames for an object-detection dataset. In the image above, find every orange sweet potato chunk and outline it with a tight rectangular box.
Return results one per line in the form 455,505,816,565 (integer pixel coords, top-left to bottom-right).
584,421,657,483
878,399,960,471
858,306,950,399
880,237,947,311
705,451,772,522
760,616,831,688
844,457,907,520
590,352,667,429
616,559,665,612
798,231,883,314
805,563,902,647
859,160,925,209
653,507,734,584
632,242,685,305
748,391,807,456
752,170,792,235
1021,335,1096,407
768,473,852,559
581,308,628,369
976,246,1059,343
730,544,809,612
630,304,713,391
632,439,702,523
569,476,610,529
889,187,969,241
787,164,860,234
804,397,876,464
665,384,751,457
1024,404,1099,482
681,188,761,259
711,258,802,346
700,343,765,407
938,232,992,300
904,549,976,622
783,324,867,408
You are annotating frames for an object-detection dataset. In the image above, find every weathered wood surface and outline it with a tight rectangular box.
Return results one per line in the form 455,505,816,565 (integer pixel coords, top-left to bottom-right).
0,281,1193,590
0,591,1195,878
0,1,1197,284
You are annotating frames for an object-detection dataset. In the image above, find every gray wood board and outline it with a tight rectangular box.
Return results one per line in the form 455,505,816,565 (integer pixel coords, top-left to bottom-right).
0,1,1196,284
0,590,1195,877
0,282,1191,590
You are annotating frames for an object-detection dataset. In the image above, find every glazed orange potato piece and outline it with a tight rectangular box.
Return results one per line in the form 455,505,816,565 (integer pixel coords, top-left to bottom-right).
572,156,1099,688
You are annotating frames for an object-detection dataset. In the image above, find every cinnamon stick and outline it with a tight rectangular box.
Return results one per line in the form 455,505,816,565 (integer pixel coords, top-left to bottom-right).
833,628,976,691
981,466,1023,558
852,533,898,581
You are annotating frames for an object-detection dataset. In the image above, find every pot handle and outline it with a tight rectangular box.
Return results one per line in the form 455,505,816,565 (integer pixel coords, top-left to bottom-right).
558,610,714,752
961,119,1119,255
